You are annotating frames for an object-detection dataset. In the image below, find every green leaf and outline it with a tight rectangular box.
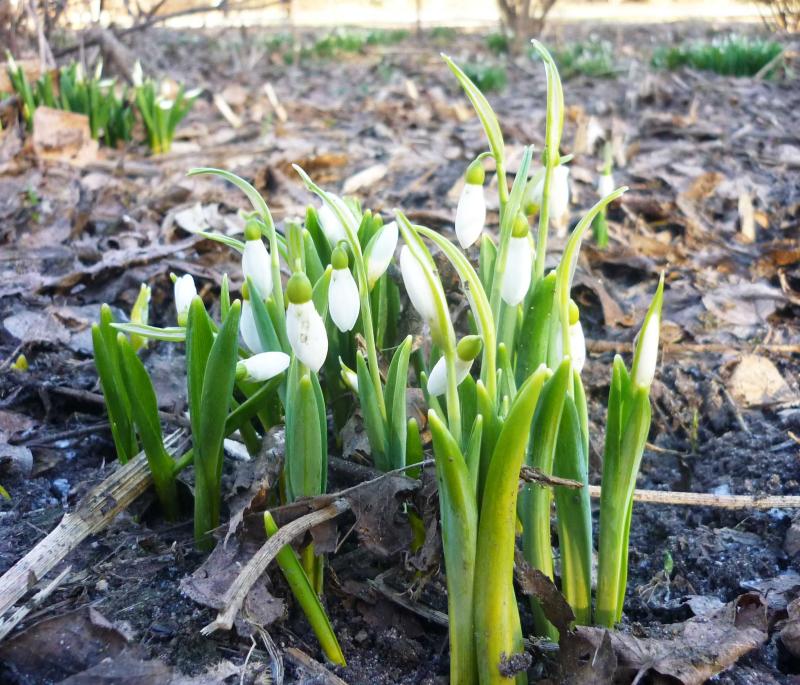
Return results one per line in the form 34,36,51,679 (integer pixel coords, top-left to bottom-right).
356,352,388,470
428,409,478,684
405,418,423,479
442,54,504,162
111,323,186,343
516,272,557,385
185,298,214,445
553,395,592,626
285,361,325,500
248,285,282,353
312,266,332,319
117,335,178,520
474,364,550,683
384,336,412,470
193,300,241,549
264,512,345,665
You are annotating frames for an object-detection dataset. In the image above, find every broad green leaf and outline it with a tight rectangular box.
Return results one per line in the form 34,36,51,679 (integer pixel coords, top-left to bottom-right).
356,352,388,470
516,272,557,385
285,362,325,500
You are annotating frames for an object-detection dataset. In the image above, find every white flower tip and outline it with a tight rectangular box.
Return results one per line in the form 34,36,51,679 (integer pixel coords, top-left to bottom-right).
240,352,290,382
634,314,660,388
426,357,447,396
500,236,533,306
318,202,347,245
399,245,437,323
242,239,273,301
174,274,197,324
569,321,586,373
329,268,360,332
287,301,328,373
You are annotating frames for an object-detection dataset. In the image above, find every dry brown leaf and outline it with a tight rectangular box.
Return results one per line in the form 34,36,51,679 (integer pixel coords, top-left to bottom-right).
727,354,798,407
32,107,98,167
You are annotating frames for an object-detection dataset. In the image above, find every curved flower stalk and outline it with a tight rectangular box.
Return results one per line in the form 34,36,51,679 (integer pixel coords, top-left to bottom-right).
597,274,664,627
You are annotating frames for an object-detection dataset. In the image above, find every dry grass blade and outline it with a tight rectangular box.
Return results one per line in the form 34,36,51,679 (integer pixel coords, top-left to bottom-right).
588,486,800,509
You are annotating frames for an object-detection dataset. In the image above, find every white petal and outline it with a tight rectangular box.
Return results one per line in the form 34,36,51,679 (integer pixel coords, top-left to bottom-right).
287,301,328,372
318,202,347,245
501,236,533,306
569,321,586,373
366,221,398,287
455,183,486,249
174,274,196,324
550,166,570,221
426,356,473,396
241,352,290,381
240,300,264,353
634,314,660,388
329,268,360,332
242,239,273,300
597,172,615,198
400,246,437,323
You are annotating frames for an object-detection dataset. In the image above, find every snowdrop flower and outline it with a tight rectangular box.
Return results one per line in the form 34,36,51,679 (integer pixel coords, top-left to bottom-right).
237,351,290,382
427,335,482,396
132,60,143,87
501,214,534,306
173,273,196,326
242,220,273,301
318,201,347,246
184,87,203,100
399,245,437,324
569,320,586,373
597,171,615,199
339,358,358,393
631,274,664,388
240,293,263,353
365,221,398,288
286,272,328,372
523,168,546,215
329,246,360,332
455,160,486,249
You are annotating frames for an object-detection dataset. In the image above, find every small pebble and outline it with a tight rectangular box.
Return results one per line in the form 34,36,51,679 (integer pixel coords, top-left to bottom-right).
96,579,108,592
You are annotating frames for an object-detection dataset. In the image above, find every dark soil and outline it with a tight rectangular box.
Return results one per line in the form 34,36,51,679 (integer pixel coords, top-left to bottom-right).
1,20,799,685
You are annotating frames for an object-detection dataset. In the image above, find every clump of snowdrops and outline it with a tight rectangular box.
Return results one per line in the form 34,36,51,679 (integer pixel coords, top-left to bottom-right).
4,55,198,153
92,41,663,682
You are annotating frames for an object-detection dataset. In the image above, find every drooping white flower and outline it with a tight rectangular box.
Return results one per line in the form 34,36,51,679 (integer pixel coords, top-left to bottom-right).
237,351,290,382
318,201,347,246
132,60,143,87
399,245,437,323
242,233,273,301
286,273,328,372
329,246,360,332
597,171,615,199
365,221,398,287
569,321,586,373
173,274,196,326
455,183,486,249
501,214,534,306
426,335,482,397
240,299,263,353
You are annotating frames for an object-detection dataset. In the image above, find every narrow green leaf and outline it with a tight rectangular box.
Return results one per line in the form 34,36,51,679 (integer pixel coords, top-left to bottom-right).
111,322,186,343
356,352,388,470
516,272,557,385
285,361,325,500
384,336,412,470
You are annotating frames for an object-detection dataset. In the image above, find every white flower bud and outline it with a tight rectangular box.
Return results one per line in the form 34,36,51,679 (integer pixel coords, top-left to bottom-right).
455,183,486,249
287,300,328,372
365,221,398,287
329,267,360,332
173,274,196,326
426,355,473,397
501,236,533,306
633,313,660,388
399,245,437,323
569,321,586,373
240,300,264,353
132,60,143,87
242,239,273,301
238,351,290,382
598,172,615,199
318,202,347,246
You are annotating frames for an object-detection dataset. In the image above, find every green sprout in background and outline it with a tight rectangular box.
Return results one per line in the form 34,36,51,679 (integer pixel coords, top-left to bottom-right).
652,34,783,76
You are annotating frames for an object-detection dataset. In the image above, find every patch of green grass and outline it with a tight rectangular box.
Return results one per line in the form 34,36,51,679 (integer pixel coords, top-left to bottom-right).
486,32,510,54
430,26,457,42
365,29,409,46
652,35,783,77
298,29,409,60
461,63,507,92
545,39,617,79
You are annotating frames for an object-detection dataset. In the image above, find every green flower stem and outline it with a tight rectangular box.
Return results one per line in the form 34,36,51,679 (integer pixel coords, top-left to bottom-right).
487,147,533,324
414,225,498,406
264,512,345,666
445,350,463,447
534,161,555,284
293,165,387,422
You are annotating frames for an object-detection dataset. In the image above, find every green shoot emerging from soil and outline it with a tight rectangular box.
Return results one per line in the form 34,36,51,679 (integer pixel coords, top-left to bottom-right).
652,34,783,77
